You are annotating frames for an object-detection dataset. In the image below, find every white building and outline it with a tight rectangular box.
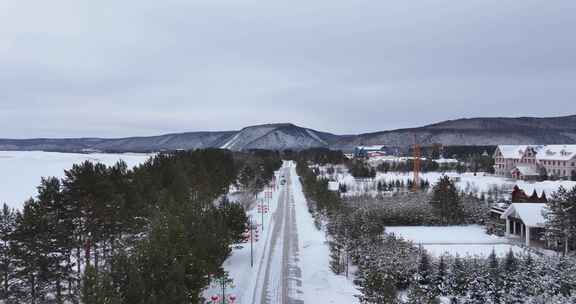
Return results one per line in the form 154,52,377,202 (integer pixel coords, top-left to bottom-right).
500,203,546,247
494,145,576,180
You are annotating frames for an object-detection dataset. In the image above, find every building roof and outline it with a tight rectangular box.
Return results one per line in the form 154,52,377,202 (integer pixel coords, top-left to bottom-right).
536,145,576,161
500,203,546,227
497,145,529,159
496,145,576,161
512,165,539,176
356,145,385,151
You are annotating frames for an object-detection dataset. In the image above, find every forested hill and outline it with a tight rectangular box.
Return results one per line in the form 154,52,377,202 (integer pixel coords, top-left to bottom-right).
0,149,282,303
2,115,575,152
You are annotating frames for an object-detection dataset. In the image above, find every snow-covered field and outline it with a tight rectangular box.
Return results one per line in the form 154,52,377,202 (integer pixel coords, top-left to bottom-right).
0,151,152,208
327,169,576,199
376,172,576,196
386,225,524,257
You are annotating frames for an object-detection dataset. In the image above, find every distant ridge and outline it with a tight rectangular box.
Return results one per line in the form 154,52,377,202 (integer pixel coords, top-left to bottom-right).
2,115,575,152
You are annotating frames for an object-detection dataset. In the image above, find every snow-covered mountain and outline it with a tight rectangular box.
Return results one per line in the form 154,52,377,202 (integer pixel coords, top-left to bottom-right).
219,123,334,151
332,115,576,149
2,115,576,152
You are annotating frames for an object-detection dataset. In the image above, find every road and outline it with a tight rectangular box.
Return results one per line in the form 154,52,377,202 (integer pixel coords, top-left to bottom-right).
252,166,303,304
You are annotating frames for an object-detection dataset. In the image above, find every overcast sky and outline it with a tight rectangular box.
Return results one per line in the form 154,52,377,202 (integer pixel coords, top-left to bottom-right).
1,0,575,138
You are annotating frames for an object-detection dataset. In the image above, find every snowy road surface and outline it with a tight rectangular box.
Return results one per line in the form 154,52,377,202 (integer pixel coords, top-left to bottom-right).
206,161,359,303
256,167,303,304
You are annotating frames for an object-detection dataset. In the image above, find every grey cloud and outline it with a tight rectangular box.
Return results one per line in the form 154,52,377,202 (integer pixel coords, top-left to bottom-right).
1,0,575,138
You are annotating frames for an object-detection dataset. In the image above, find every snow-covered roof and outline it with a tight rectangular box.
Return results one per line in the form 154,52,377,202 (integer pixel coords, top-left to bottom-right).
328,181,339,191
500,203,546,227
496,145,576,161
512,165,539,176
435,158,459,164
536,145,576,161
357,145,385,151
496,145,529,159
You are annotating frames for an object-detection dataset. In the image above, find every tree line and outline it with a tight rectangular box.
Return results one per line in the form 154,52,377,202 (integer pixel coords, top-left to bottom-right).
296,155,576,303
0,149,281,304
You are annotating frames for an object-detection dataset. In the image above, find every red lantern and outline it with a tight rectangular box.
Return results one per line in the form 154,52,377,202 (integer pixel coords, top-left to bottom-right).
211,295,220,303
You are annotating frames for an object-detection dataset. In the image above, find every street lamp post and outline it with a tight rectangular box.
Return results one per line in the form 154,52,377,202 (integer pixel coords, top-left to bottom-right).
211,272,234,304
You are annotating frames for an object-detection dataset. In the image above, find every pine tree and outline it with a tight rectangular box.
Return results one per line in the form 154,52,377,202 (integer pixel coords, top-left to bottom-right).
430,176,464,224
357,271,398,304
408,251,437,304
417,250,433,285
501,249,518,302
485,250,502,304
544,187,574,254
557,257,576,297
407,282,437,304
37,177,75,302
433,255,448,298
81,265,120,304
447,255,468,298
0,204,16,301
465,275,487,304
11,199,51,303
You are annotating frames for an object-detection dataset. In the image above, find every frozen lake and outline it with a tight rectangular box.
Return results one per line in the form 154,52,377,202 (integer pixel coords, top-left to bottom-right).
0,151,152,209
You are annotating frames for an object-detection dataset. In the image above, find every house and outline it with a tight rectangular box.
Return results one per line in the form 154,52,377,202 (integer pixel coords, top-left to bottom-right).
354,145,403,158
500,203,546,247
354,145,385,158
494,145,576,180
510,166,539,181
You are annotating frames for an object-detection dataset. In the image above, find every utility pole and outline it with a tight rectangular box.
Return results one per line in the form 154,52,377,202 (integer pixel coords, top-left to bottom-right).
261,199,264,231
250,218,254,268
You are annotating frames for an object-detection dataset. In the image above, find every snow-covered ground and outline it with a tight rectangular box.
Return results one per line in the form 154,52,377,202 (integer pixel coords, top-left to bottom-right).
0,151,152,209
290,163,359,303
375,172,576,196
205,162,359,303
326,170,576,198
386,225,524,257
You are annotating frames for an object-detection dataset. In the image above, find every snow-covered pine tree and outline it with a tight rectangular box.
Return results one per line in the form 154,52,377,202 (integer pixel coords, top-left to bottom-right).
430,176,464,224
501,250,525,304
544,186,576,255
485,250,503,304
463,258,488,304
556,257,576,297
0,204,16,301
433,255,449,298
447,255,468,298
